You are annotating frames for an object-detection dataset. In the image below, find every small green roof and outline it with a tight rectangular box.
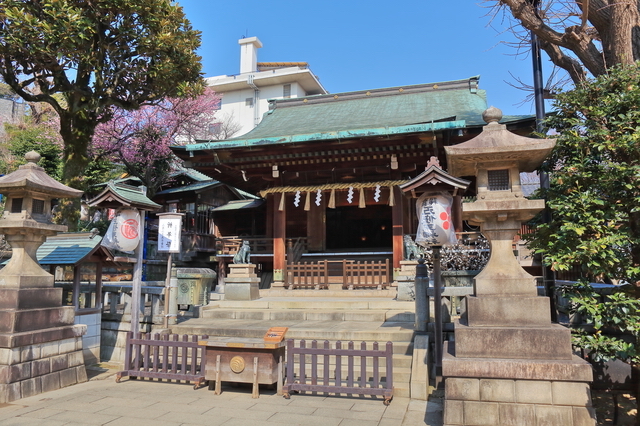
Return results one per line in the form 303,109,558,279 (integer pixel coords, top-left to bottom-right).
88,181,161,211
37,232,103,265
212,199,264,212
156,180,221,196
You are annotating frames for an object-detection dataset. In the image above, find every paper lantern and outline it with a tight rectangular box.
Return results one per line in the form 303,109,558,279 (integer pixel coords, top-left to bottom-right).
102,208,141,253
415,192,457,247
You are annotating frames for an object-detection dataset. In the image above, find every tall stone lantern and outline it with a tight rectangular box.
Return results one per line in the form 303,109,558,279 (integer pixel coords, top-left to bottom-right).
0,151,87,403
442,108,595,426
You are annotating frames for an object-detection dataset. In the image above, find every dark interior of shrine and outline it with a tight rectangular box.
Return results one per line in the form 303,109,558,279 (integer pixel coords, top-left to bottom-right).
325,205,392,250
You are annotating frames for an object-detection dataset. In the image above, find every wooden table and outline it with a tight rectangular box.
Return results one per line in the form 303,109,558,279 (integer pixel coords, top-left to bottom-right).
198,337,286,398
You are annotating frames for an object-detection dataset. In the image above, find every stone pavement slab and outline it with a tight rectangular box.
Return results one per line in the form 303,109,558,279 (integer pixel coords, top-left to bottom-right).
0,368,443,425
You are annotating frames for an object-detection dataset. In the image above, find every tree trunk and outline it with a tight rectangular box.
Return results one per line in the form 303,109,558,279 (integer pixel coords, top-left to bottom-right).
602,1,639,67
57,112,96,231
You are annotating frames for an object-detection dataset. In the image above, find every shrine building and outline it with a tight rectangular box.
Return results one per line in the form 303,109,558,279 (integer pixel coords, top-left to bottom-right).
171,76,537,290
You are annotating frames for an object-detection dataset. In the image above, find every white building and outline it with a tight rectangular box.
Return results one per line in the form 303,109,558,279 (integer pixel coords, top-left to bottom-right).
205,37,328,137
0,98,26,136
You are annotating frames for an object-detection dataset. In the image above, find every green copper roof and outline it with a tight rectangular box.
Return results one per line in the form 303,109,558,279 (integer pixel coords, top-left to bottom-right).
169,168,212,182
181,77,490,151
87,181,161,211
156,180,221,195
37,232,103,265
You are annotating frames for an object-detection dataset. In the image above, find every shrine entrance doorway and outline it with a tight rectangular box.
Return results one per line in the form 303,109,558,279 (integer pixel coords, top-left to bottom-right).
326,205,392,251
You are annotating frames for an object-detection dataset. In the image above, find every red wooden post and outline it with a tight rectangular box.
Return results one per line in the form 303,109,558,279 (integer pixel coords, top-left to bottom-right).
273,193,286,287
391,186,404,272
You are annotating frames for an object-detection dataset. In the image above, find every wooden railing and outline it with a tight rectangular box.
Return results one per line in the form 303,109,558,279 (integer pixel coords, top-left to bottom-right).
285,259,390,290
286,260,329,289
283,339,393,405
116,332,209,388
216,236,274,255
286,237,308,263
344,259,390,290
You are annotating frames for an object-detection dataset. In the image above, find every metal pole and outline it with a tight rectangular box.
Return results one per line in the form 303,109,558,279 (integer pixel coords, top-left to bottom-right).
414,257,429,332
131,211,146,338
433,245,443,374
168,264,178,325
163,253,172,329
531,2,557,322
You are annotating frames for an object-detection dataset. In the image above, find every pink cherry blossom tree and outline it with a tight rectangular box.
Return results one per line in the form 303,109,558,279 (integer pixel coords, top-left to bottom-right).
92,88,221,196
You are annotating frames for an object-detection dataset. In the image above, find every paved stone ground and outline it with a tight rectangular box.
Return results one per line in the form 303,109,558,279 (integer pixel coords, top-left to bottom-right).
0,367,444,426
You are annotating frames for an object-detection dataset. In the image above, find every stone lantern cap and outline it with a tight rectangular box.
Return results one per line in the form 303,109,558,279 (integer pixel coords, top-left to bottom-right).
444,106,555,177
0,151,82,232
0,151,83,199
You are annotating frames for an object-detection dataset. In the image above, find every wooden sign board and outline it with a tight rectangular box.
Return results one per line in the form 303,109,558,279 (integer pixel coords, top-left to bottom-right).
264,327,288,343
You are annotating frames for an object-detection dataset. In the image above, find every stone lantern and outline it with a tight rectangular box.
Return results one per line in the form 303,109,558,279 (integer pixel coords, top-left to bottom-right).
442,108,595,426
0,151,87,403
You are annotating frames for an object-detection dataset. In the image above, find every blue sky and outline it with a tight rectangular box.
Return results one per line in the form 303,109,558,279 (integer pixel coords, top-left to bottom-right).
176,0,554,116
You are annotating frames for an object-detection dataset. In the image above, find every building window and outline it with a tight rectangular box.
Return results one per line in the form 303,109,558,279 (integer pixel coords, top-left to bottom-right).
32,199,45,215
245,98,254,107
488,170,510,191
283,84,291,99
10,198,22,213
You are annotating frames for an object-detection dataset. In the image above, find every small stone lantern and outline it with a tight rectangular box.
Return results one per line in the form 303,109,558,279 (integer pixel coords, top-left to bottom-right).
0,151,83,285
445,106,555,297
0,151,87,403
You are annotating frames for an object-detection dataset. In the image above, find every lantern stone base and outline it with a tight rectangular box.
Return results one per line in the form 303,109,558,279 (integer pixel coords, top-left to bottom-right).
465,295,552,327
443,342,596,426
224,264,260,300
0,278,88,403
395,260,419,301
453,320,573,360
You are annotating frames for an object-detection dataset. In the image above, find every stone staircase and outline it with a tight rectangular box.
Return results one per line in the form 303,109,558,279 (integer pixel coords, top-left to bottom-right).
169,295,418,398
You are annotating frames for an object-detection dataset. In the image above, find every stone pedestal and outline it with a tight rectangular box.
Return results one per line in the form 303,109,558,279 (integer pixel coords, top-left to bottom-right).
224,264,260,300
442,225,596,425
0,262,87,403
395,260,418,301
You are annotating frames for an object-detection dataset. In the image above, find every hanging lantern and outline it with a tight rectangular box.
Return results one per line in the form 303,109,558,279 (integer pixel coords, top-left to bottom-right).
415,192,457,247
101,208,141,253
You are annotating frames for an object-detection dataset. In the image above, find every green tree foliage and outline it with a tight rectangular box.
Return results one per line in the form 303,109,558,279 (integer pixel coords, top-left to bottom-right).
528,63,640,420
528,63,640,287
0,0,204,191
1,121,63,178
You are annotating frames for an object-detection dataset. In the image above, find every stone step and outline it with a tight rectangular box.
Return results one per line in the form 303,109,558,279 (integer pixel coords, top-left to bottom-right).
262,289,398,298
202,308,415,323
204,298,416,311
172,321,415,345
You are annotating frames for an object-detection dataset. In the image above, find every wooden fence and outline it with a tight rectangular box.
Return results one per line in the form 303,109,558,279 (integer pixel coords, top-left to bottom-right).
344,259,390,290
286,260,329,289
282,339,394,405
285,259,390,290
116,332,209,389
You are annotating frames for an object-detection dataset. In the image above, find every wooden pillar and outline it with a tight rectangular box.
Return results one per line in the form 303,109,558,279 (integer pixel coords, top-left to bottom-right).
72,265,81,310
391,186,404,276
95,261,103,310
453,194,463,234
307,195,325,252
272,193,286,287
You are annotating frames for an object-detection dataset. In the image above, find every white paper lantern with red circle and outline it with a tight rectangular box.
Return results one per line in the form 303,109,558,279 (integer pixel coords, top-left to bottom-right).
415,192,457,247
101,208,140,253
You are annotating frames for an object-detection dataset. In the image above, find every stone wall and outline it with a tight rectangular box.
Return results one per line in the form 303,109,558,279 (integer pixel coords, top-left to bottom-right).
76,312,101,366
0,331,87,403
444,377,596,426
